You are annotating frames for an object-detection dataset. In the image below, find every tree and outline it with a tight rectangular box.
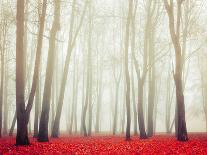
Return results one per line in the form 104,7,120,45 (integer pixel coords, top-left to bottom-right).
133,0,153,139
147,0,160,137
51,0,89,137
95,59,103,133
112,63,121,135
69,54,79,134
15,0,47,145
124,0,132,140
163,0,188,141
16,0,28,145
130,0,138,136
3,54,8,135
38,0,60,142
33,79,40,137
82,2,93,136
25,0,47,122
0,16,5,138
165,67,175,133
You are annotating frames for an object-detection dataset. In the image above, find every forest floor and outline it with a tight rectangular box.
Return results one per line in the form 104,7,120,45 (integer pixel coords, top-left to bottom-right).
0,134,207,154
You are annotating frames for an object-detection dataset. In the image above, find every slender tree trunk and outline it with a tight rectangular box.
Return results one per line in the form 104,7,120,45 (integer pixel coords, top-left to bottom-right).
69,57,77,134
95,64,103,133
3,54,8,135
147,67,155,137
0,18,7,137
25,0,47,124
38,0,60,142
80,64,85,134
164,0,188,141
113,79,121,135
51,0,88,137
133,0,151,139
147,28,155,137
50,75,55,131
0,41,4,137
121,82,125,134
165,69,171,133
86,4,93,136
130,7,138,136
138,81,147,139
124,0,132,140
33,80,40,137
9,112,16,136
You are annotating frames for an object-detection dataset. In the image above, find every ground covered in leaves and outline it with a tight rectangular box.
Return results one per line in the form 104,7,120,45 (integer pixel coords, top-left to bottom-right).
0,134,207,154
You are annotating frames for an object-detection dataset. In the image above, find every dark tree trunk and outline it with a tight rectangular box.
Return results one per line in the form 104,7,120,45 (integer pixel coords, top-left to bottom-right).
33,80,40,138
163,0,188,141
174,72,188,141
175,102,178,136
138,81,147,139
16,114,29,145
16,0,29,145
38,0,60,142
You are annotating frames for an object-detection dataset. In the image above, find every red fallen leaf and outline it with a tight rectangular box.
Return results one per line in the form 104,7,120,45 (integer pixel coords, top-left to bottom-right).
0,134,207,154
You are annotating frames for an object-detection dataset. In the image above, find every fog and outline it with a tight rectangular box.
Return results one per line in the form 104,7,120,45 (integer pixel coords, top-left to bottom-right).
0,0,207,143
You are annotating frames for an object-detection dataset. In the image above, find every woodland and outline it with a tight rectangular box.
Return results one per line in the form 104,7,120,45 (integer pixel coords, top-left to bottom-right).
0,0,207,154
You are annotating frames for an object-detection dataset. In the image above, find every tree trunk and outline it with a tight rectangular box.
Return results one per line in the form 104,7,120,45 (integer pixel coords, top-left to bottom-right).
174,73,188,141
80,65,85,134
165,70,171,133
121,82,125,134
16,0,29,145
50,74,55,132
95,64,103,133
0,42,4,137
0,18,7,137
113,82,120,135
3,57,8,135
33,80,40,138
147,69,155,137
25,0,47,123
130,0,138,136
138,80,147,139
163,0,188,141
51,0,88,137
147,28,155,137
69,57,77,134
124,0,132,140
38,0,60,142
